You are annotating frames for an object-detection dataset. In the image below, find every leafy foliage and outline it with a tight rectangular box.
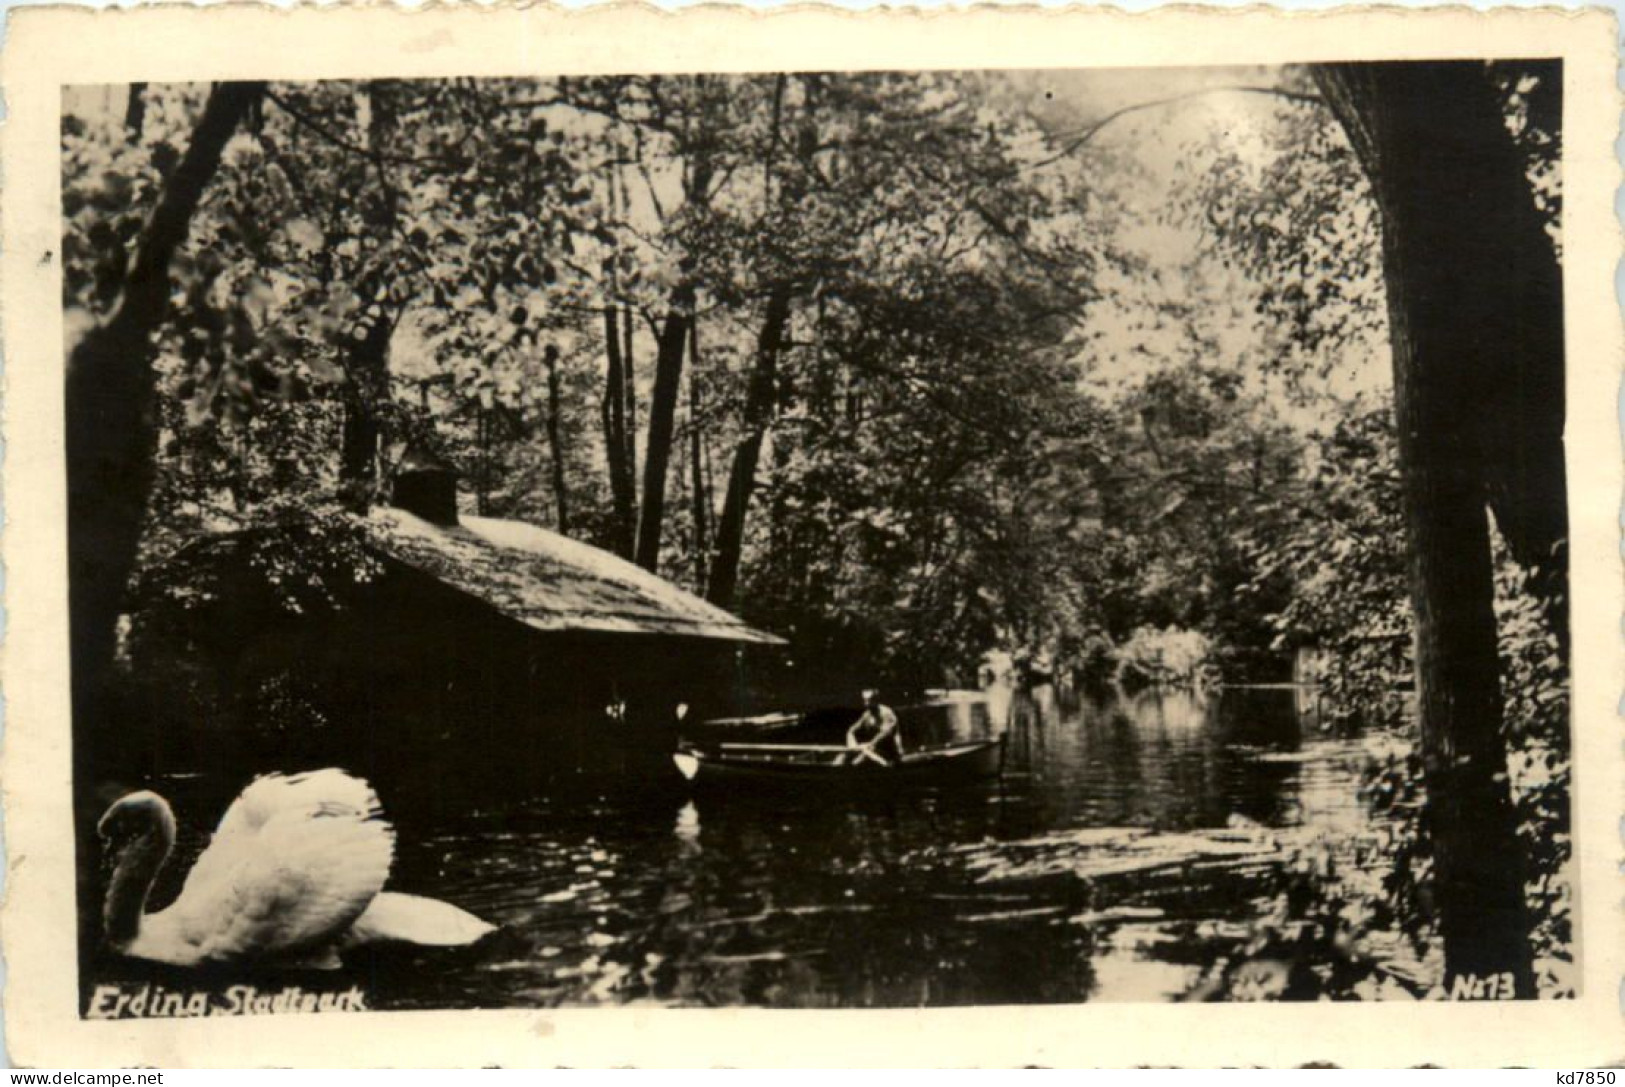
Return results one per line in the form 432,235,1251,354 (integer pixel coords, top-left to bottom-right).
1246,407,1410,727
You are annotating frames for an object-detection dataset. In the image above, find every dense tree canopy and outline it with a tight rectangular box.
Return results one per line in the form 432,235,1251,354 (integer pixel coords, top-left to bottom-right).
62,66,1566,689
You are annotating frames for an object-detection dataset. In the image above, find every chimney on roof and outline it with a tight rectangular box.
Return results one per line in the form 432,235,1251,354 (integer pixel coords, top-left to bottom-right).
390,446,459,526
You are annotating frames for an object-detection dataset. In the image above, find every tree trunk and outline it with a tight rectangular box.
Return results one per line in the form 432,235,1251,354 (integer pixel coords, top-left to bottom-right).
707,286,792,608
599,149,637,558
338,83,401,512
1471,62,1568,630
688,321,710,589
606,157,639,529
1315,61,1540,997
339,309,391,510
634,284,696,571
601,305,637,557
703,78,812,609
544,343,571,535
632,138,714,572
621,301,638,487
67,81,265,727
124,83,147,140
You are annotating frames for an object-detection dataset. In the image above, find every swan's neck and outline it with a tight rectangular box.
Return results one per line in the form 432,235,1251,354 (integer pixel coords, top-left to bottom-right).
104,811,175,947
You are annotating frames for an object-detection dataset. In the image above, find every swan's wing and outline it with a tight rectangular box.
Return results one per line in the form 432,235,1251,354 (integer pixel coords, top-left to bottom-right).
159,774,395,962
163,804,394,962
345,891,496,948
212,769,383,840
180,770,384,904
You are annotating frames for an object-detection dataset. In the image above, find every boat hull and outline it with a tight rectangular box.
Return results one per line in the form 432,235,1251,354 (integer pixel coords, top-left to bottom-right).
673,739,1004,791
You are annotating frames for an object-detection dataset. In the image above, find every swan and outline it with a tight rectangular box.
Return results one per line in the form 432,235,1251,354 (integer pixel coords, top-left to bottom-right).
96,768,495,968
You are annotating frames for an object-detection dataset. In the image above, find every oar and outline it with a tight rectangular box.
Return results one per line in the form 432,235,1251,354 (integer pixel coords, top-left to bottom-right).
714,742,852,754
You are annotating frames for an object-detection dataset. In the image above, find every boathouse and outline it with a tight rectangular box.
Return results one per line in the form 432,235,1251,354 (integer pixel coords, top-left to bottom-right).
123,455,784,794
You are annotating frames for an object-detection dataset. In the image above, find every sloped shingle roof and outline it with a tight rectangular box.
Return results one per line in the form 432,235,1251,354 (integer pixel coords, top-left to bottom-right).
363,506,784,645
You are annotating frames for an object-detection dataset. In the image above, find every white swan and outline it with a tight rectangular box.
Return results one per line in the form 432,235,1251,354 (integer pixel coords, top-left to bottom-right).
96,768,495,968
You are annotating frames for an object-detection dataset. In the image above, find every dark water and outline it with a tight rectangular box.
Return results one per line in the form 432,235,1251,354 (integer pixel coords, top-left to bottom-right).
347,684,1373,1008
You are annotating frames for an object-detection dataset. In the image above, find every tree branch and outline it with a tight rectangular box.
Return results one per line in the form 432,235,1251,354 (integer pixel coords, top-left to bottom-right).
1031,85,1323,170
264,88,461,170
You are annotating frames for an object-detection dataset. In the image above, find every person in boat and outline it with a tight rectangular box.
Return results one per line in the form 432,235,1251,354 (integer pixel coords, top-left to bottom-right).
845,689,903,766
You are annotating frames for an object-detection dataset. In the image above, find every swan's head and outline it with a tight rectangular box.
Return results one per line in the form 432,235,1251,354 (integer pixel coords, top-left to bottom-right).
97,791,177,948
96,791,176,853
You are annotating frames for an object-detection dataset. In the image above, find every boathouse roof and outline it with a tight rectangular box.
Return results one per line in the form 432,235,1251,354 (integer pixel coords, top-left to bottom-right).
362,505,784,645
148,507,783,647
144,445,783,647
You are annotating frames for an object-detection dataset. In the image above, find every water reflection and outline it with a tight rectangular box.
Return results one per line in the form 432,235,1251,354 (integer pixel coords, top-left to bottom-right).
674,801,701,854
314,686,1373,1007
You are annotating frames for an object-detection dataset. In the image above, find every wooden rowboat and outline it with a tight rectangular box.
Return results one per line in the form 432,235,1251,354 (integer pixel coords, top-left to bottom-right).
672,738,1005,790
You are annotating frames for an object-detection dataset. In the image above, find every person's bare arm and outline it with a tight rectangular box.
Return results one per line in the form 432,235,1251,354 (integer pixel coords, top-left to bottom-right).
846,714,868,748
877,710,898,741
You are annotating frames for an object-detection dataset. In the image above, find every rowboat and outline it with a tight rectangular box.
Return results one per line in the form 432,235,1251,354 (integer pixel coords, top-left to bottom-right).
671,738,1005,790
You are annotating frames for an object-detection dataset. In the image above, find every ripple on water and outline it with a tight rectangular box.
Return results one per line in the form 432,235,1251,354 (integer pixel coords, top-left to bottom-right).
377,687,1381,1009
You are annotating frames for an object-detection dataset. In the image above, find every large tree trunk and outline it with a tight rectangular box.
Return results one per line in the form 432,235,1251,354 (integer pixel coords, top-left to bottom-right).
67,81,266,728
707,286,792,608
601,305,637,557
1315,61,1544,998
1482,62,1569,653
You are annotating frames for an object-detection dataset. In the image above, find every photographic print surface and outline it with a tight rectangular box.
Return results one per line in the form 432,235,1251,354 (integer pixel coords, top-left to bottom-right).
58,60,1576,1015
10,6,1620,1066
